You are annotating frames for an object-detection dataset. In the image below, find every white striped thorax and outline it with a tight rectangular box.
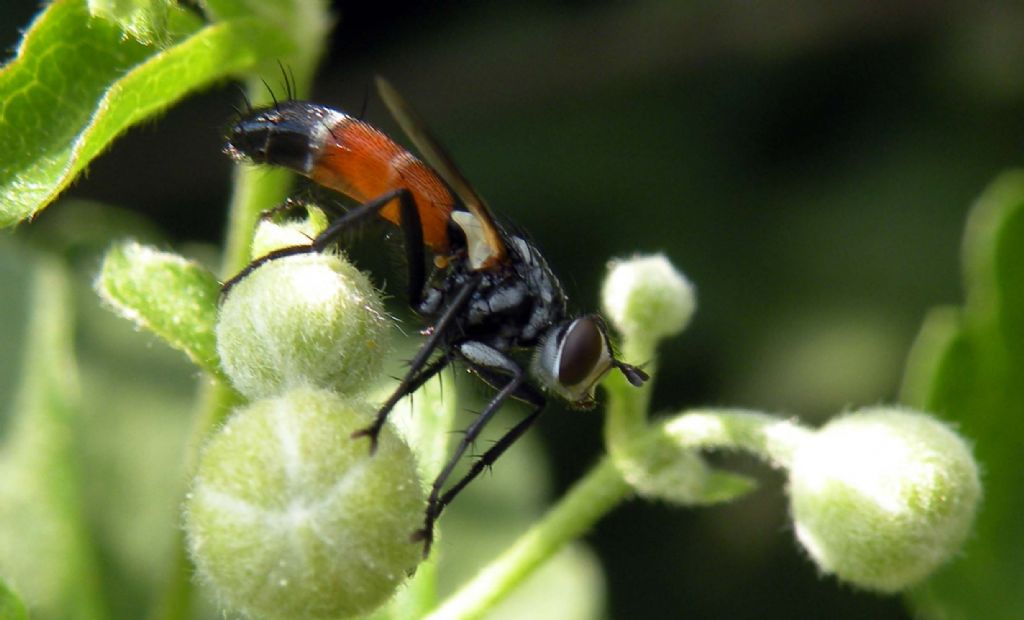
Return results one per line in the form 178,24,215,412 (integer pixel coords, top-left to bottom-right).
531,315,615,406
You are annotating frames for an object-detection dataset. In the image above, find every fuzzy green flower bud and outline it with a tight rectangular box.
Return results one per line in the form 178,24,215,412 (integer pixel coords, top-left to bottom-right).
601,254,695,343
216,252,391,399
185,387,425,620
788,407,980,593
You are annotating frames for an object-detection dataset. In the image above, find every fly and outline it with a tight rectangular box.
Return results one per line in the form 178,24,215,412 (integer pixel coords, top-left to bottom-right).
222,78,649,555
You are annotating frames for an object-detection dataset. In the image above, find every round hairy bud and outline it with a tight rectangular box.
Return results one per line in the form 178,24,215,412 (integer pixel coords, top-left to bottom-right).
601,254,695,342
185,387,424,620
216,252,391,399
788,407,980,593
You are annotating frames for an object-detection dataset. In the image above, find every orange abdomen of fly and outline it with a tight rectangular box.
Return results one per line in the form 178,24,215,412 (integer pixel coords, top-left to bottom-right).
310,117,455,253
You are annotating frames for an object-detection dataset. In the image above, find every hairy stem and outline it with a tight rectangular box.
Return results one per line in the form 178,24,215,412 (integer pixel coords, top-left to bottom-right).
662,409,811,469
602,333,657,483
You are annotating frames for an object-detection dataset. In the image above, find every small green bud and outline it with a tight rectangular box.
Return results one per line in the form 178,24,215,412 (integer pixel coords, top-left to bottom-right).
216,252,391,399
788,407,981,593
601,254,695,342
185,387,425,620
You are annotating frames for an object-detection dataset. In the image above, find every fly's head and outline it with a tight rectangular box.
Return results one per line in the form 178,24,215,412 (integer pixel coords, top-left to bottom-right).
531,314,648,408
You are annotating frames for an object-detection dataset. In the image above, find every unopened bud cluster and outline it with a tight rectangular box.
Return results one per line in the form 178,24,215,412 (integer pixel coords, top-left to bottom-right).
597,255,980,595
185,216,424,620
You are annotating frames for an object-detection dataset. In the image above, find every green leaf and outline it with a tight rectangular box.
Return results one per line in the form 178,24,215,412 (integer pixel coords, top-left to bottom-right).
0,254,107,620
901,171,1024,620
0,578,28,620
87,0,174,44
0,0,294,228
96,241,224,380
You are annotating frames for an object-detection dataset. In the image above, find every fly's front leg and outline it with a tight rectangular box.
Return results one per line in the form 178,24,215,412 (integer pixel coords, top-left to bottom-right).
412,342,546,556
221,188,423,297
351,275,480,451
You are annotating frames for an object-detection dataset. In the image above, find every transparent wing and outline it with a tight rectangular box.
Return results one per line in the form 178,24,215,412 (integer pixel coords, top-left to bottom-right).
376,77,506,267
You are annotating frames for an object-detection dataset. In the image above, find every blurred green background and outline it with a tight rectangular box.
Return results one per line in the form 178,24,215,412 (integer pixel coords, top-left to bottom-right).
4,1,1023,618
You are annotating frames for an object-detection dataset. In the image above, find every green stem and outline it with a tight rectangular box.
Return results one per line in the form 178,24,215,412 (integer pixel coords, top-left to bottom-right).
221,163,294,279
417,407,810,620
661,409,812,469
603,333,657,445
423,457,630,620
602,330,659,496
146,543,192,620
603,367,652,444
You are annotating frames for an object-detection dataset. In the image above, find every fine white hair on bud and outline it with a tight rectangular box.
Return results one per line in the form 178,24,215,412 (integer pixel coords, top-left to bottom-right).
185,387,425,620
788,407,981,593
216,252,391,400
601,254,696,342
